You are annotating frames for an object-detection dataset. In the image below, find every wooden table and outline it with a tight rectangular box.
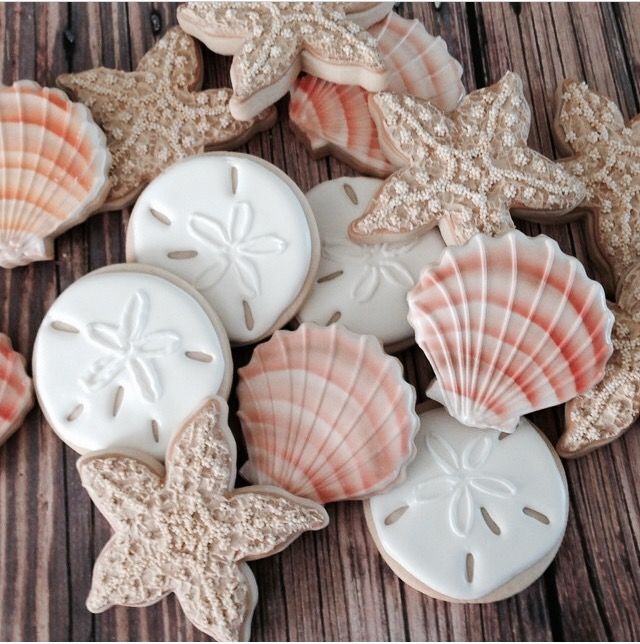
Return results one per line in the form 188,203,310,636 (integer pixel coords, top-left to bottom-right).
1,2,639,641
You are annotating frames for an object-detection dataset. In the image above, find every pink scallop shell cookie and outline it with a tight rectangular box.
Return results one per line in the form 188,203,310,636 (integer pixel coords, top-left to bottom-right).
237,323,419,504
0,333,33,445
407,231,614,433
289,11,465,177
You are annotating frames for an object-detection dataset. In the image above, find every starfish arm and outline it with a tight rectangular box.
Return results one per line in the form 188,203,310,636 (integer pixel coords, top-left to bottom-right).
136,27,202,91
166,397,237,497
77,453,162,529
350,167,442,239
556,79,626,156
617,264,640,318
492,148,586,215
86,531,168,613
174,560,257,642
225,488,328,562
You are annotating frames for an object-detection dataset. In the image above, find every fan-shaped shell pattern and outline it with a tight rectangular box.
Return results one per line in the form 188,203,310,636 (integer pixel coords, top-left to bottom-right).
237,323,419,504
407,231,614,433
0,80,110,268
288,12,464,177
0,333,33,445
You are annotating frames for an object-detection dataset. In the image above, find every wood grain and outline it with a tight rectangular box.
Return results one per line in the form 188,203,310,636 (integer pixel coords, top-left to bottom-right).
0,2,639,641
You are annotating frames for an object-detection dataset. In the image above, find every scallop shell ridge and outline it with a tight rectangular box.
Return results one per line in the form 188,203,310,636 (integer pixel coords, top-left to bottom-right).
0,80,111,268
237,323,420,504
0,333,33,444
407,231,614,432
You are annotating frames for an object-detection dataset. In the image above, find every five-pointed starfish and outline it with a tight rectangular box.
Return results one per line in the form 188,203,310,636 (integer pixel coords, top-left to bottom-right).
57,27,276,211
349,72,587,246
553,79,640,297
78,397,328,641
177,2,391,120
560,263,640,457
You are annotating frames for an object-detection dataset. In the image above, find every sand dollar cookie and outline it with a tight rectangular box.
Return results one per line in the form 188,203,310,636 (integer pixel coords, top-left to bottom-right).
127,152,320,345
33,265,232,459
365,407,569,602
297,178,445,350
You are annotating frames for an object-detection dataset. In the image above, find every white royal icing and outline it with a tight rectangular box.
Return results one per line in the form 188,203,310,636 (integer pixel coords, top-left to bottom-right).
297,178,445,346
33,267,231,460
367,408,568,601
126,153,316,344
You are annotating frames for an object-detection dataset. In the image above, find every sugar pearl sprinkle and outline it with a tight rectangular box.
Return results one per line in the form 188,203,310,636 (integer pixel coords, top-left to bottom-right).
558,80,640,290
57,28,272,204
80,401,326,641
353,72,586,244
183,2,384,98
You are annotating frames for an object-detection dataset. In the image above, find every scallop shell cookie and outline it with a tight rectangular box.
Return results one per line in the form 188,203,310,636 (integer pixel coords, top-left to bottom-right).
33,264,232,460
0,80,110,268
297,178,445,349
365,407,569,602
126,153,320,346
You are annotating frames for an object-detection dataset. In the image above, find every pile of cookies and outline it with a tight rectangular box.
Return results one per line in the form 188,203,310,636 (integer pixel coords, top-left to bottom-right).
0,1,638,640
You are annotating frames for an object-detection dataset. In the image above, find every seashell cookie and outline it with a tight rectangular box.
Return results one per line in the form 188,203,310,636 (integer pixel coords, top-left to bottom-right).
0,334,34,446
349,72,587,246
365,407,569,602
57,27,276,212
79,396,328,641
237,323,420,504
553,79,640,298
33,264,232,460
177,2,393,120
297,177,445,350
126,152,320,346
0,80,110,268
289,11,465,177
407,231,614,433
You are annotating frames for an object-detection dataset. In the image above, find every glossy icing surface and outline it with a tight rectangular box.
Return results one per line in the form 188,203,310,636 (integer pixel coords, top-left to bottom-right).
127,153,317,345
298,178,444,346
367,408,568,601
33,267,231,459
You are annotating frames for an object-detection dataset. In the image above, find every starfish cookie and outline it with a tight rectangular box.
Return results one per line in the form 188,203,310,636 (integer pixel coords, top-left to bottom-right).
177,2,392,120
349,72,587,246
553,79,640,297
57,27,276,211
560,264,640,458
78,397,328,641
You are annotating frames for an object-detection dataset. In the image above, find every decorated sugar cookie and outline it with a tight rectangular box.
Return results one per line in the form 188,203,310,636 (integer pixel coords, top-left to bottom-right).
289,11,465,177
0,334,34,446
238,323,419,504
297,178,445,349
57,27,276,212
126,152,320,346
177,2,393,120
407,231,614,433
554,79,640,297
0,81,110,268
33,265,232,459
349,72,587,245
365,407,569,602
80,397,328,641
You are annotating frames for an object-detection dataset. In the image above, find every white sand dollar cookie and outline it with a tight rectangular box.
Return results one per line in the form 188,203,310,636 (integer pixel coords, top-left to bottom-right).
365,408,569,602
297,178,445,349
126,152,320,345
33,264,232,460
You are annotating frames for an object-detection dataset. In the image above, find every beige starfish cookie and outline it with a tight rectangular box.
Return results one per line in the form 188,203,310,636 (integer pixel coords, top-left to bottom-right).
78,397,328,641
57,27,276,211
560,263,640,458
349,72,587,246
177,2,392,120
553,79,640,297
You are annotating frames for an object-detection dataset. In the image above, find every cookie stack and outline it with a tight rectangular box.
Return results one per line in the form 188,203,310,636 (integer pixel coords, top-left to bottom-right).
0,1,637,641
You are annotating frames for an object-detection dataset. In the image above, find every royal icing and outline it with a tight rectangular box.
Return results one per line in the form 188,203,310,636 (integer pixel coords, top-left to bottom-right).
127,153,318,345
366,408,568,601
33,266,232,460
297,178,445,347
